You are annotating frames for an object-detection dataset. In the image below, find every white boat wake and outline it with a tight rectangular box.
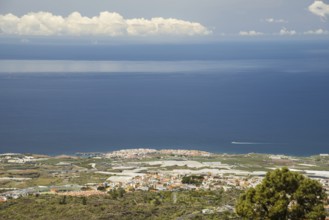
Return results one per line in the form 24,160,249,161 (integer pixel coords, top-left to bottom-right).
231,141,274,145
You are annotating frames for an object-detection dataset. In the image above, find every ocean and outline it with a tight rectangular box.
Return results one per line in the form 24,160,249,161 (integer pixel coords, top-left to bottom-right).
0,41,328,155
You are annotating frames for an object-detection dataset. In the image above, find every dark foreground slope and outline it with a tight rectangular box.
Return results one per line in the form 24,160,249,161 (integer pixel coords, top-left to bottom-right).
0,190,240,220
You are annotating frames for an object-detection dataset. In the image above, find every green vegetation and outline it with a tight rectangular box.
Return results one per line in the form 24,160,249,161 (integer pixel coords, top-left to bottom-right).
235,167,327,220
108,187,126,199
66,172,108,185
0,190,241,220
182,175,204,186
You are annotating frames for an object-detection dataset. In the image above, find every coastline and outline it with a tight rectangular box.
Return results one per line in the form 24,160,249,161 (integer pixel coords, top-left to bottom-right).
1,147,328,158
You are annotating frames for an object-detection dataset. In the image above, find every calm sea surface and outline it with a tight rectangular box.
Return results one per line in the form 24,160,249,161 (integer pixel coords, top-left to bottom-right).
0,42,328,155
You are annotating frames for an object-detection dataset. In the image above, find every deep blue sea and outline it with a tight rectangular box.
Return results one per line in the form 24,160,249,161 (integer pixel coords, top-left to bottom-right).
0,41,329,155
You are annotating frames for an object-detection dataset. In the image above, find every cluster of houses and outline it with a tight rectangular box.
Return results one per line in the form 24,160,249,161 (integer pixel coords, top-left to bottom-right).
0,166,265,202
0,153,48,164
0,185,83,201
104,148,212,159
104,171,264,192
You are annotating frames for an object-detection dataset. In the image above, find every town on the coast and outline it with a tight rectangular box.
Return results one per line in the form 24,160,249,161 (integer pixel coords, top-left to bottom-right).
1,148,329,204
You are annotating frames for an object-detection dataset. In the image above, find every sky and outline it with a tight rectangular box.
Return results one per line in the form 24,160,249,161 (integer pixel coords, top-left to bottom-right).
0,0,328,42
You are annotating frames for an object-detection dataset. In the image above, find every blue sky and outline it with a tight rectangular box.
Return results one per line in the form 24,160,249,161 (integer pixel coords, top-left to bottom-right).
0,0,328,42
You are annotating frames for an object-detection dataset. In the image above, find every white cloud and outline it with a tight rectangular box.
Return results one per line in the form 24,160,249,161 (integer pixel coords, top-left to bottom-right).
0,11,211,36
239,30,263,36
308,1,329,18
279,28,296,36
304,28,329,35
265,18,287,23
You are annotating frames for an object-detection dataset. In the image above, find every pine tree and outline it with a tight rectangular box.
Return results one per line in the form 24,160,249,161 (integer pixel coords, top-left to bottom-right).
235,167,326,220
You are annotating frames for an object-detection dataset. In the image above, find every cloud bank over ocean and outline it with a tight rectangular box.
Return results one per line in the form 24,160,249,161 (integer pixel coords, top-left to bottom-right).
0,11,211,37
